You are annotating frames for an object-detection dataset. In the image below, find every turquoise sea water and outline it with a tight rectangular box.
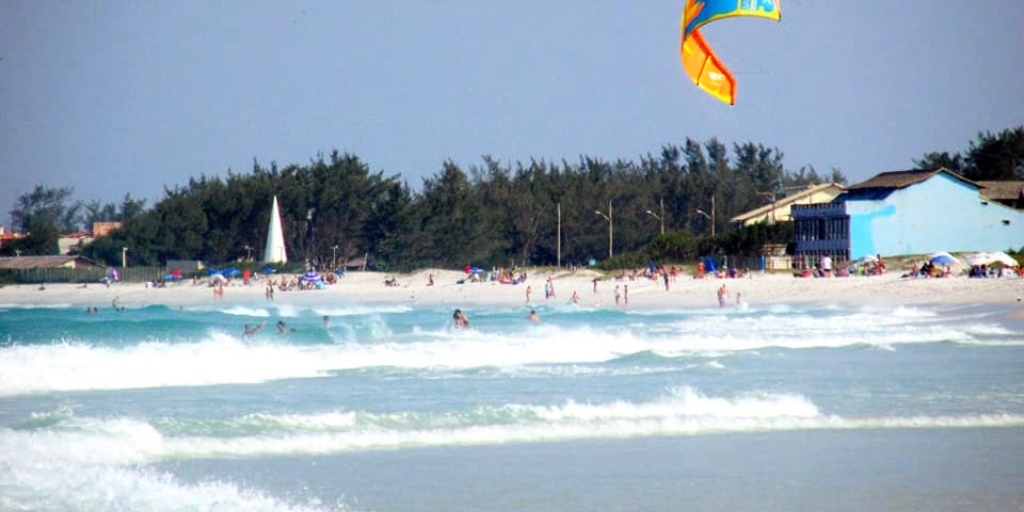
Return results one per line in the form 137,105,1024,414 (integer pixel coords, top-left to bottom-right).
1,297,1023,511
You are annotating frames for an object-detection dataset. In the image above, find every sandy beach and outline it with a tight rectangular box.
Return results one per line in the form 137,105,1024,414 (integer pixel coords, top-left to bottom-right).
4,268,1023,315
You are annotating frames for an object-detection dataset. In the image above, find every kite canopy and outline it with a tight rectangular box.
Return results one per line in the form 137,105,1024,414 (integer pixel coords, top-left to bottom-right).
680,0,782,105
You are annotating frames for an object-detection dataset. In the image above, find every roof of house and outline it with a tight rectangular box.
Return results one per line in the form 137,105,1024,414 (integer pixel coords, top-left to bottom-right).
977,181,1024,201
847,168,980,191
0,255,105,270
730,183,846,223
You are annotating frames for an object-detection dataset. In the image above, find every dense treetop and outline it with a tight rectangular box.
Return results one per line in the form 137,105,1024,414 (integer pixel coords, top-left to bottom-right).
5,126,1021,269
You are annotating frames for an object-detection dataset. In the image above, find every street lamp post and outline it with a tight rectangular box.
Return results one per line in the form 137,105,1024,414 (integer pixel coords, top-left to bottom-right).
696,196,716,237
244,245,252,262
594,201,613,260
122,247,128,269
332,245,339,269
645,198,665,235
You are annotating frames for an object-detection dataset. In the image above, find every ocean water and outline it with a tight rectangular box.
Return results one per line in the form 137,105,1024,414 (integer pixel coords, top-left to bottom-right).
1,297,1023,511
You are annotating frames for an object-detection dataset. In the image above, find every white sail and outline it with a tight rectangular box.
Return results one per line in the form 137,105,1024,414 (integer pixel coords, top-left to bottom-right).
263,196,288,263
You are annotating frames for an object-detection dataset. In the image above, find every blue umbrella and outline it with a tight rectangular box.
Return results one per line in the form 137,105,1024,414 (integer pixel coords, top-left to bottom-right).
704,258,717,273
207,268,223,277
262,267,276,275
929,253,960,266
223,267,241,277
301,271,322,282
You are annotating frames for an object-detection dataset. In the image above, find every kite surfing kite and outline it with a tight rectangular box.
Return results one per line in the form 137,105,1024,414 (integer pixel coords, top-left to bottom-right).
680,0,781,105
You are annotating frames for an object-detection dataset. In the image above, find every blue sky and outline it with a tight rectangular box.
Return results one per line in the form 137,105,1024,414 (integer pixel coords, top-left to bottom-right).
2,0,1022,228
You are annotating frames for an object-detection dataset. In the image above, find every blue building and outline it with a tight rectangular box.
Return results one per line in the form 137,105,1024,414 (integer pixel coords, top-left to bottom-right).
791,169,1024,263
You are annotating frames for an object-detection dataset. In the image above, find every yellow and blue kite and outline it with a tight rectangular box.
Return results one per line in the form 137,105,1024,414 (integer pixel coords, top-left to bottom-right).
680,0,782,105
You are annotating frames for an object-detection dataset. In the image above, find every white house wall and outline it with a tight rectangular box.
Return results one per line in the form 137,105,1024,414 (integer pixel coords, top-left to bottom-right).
846,173,1024,258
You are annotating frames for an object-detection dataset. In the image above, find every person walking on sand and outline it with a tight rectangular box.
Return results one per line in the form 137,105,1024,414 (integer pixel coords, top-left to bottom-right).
526,285,533,302
614,285,621,306
624,284,629,306
717,284,728,307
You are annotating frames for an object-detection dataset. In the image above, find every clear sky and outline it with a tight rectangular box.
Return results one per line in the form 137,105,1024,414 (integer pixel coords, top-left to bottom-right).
2,0,1022,228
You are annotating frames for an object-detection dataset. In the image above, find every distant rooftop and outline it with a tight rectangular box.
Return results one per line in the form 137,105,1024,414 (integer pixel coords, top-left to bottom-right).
0,255,105,270
977,181,1024,201
847,168,979,191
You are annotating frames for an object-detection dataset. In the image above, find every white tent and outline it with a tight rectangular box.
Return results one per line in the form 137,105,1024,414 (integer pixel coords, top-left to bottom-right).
263,196,288,264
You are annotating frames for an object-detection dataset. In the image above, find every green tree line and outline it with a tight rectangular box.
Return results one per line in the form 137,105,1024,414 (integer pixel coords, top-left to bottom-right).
5,125,1021,270
5,141,839,269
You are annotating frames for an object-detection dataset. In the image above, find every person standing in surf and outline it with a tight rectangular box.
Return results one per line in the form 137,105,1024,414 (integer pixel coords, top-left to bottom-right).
453,309,469,329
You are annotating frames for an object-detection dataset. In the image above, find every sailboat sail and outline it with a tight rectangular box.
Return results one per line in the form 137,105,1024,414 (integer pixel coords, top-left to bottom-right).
263,196,288,263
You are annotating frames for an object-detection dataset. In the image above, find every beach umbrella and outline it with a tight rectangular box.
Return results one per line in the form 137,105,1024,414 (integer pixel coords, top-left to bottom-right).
704,258,717,273
301,271,322,283
207,268,222,277
987,251,1020,267
963,252,991,267
928,253,960,266
223,267,241,278
853,255,878,266
262,267,276,275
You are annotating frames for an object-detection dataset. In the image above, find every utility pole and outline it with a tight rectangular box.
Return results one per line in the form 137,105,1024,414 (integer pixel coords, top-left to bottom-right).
594,201,613,260
696,196,715,237
645,197,665,235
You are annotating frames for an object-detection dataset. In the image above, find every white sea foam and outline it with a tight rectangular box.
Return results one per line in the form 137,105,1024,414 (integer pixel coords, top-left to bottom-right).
2,302,1016,396
0,331,330,396
314,304,414,317
220,305,273,317
0,450,343,512
4,388,1021,465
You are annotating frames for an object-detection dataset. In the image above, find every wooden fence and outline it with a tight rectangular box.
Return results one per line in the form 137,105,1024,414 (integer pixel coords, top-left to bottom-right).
0,266,190,284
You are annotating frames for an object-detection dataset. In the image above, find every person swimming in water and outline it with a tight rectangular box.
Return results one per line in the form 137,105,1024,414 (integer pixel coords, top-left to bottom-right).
453,309,469,329
528,310,540,323
244,322,266,337
276,320,295,334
